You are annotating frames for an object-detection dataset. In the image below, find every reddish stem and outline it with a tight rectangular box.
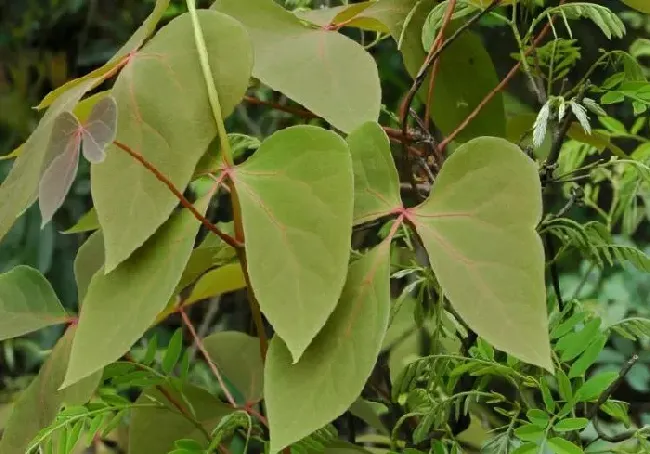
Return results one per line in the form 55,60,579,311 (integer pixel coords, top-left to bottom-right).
113,140,242,249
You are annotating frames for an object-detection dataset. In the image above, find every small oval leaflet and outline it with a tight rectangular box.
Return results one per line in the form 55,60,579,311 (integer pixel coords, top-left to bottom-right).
39,95,118,226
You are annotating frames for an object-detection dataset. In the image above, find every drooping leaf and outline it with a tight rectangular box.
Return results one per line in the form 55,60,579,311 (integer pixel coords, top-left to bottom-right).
233,125,353,361
213,0,380,133
184,263,247,305
0,266,67,340
346,122,402,225
203,331,264,402
39,96,117,225
623,0,650,13
411,137,551,370
129,384,232,454
265,242,391,453
92,11,252,272
0,78,98,244
0,327,102,454
62,208,100,234
73,231,105,304
63,196,210,387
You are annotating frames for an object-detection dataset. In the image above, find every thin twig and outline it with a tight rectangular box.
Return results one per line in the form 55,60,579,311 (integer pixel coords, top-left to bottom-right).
437,0,566,153
113,140,242,249
587,354,639,420
180,308,237,407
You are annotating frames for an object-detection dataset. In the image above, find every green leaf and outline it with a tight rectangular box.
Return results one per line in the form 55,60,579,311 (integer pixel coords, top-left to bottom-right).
0,327,101,454
0,78,98,245
63,197,209,387
526,409,550,428
555,318,601,362
514,423,545,443
162,328,184,374
110,0,171,63
574,371,619,403
202,331,264,402
73,231,105,304
623,0,650,13
346,122,402,225
568,333,607,378
547,437,584,454
511,443,537,454
185,263,246,305
62,208,100,234
265,242,391,453
557,369,573,402
213,0,380,133
129,384,232,454
296,2,390,33
349,399,389,435
0,266,67,340
539,4,625,40
411,137,551,370
92,10,252,272
233,126,353,361
422,1,479,50
554,417,588,432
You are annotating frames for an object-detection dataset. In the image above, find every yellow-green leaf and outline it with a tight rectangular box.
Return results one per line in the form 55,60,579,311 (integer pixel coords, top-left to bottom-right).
62,208,100,235
185,263,247,305
0,327,101,454
296,2,390,33
622,0,650,13
63,198,209,387
265,242,391,453
213,0,380,133
74,231,105,304
92,11,252,272
347,122,402,225
411,137,551,370
203,331,264,402
233,126,353,362
0,266,68,340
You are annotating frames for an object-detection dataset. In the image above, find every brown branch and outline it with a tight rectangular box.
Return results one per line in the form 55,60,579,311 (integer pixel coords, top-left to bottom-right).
437,0,565,154
113,140,242,249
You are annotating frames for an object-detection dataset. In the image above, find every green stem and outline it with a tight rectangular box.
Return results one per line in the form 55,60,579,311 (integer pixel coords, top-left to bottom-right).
185,0,234,166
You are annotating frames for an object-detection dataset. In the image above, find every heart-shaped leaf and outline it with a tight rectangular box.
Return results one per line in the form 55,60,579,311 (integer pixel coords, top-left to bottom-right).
0,266,67,340
213,0,380,133
411,137,551,370
346,122,402,224
92,11,252,272
233,125,353,362
265,242,391,453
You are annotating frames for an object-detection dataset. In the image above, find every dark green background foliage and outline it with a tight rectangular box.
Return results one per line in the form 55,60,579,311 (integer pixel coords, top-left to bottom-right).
2,0,650,453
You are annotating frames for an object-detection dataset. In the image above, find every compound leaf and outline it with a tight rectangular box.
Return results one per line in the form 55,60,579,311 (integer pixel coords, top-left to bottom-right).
411,137,551,370
265,242,391,453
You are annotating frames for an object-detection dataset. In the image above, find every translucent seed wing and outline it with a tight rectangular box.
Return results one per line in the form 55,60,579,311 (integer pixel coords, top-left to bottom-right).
81,95,118,163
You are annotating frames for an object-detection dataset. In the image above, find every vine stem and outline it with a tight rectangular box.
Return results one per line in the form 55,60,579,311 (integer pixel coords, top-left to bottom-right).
185,0,233,166
180,308,238,407
113,140,241,249
436,0,566,153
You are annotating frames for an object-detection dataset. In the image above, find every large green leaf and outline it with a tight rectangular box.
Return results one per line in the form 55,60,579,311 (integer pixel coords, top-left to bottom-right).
74,231,105,304
0,266,67,340
129,384,232,454
63,198,209,387
0,327,102,454
203,331,264,402
213,0,380,133
346,122,402,225
0,78,97,244
92,11,252,272
411,137,551,370
233,126,353,361
264,243,391,453
622,0,650,13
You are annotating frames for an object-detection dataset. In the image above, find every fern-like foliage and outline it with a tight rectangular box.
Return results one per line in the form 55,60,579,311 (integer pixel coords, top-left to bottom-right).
610,318,650,341
528,3,625,40
289,424,338,454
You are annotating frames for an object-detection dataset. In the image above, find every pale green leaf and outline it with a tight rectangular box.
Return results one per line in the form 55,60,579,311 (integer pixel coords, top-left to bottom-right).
129,384,232,454
213,0,380,133
0,78,97,244
296,2,390,33
92,11,252,272
623,0,650,13
233,126,353,361
265,242,391,453
62,208,100,234
0,327,101,454
185,263,246,305
203,331,264,402
346,122,402,225
63,197,209,387
547,437,584,454
412,137,551,370
349,0,419,39
349,399,389,434
73,231,105,304
0,266,67,340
